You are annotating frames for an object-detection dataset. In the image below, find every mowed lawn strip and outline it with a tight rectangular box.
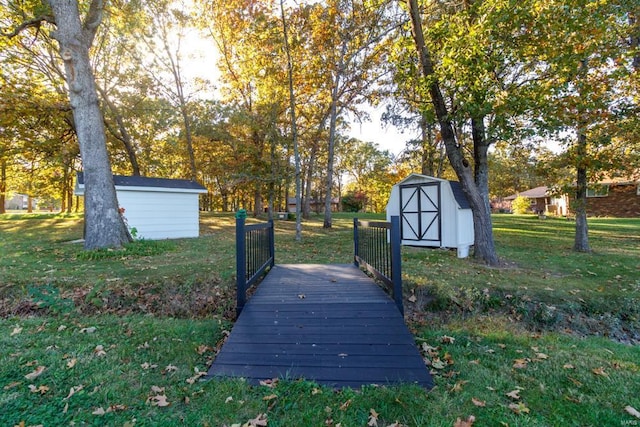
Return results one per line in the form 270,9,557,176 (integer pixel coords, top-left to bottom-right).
1,212,639,425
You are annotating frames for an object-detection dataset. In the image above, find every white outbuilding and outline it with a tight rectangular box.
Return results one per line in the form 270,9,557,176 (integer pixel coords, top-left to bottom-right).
75,173,207,240
386,173,474,258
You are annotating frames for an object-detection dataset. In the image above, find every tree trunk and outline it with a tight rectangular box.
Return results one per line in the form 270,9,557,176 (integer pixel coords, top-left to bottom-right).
47,0,130,249
407,0,499,265
420,114,436,176
304,144,317,219
280,0,302,241
323,41,348,229
573,132,591,252
472,116,492,214
0,158,6,214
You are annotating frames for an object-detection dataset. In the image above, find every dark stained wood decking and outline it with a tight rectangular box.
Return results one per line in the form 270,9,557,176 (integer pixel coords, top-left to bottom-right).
207,264,433,389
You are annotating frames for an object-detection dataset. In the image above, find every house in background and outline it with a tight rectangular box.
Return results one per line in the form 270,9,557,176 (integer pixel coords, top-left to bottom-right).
503,175,640,218
75,173,207,239
286,197,340,213
576,177,640,218
503,186,568,215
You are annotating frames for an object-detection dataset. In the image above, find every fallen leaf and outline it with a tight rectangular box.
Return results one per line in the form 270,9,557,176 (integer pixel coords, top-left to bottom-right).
108,404,127,412
4,381,21,390
535,353,549,360
28,384,49,395
471,397,486,407
151,385,165,393
367,408,379,426
312,388,322,395
150,394,170,407
509,402,530,415
80,327,97,334
592,367,608,377
339,399,352,410
453,415,476,427
64,385,84,400
506,390,521,400
243,413,268,427
625,406,640,419
512,359,528,369
58,325,67,332
259,378,279,388
408,294,417,303
92,407,106,415
263,394,278,401
93,345,106,357
225,396,233,403
568,376,583,387
25,366,46,380
11,326,23,336
563,364,575,369
164,364,178,373
441,335,456,344
450,380,468,392
196,345,213,355
66,358,77,369
431,358,446,369
141,362,158,370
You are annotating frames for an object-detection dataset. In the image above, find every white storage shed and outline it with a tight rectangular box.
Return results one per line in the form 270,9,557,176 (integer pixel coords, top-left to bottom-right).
386,174,474,257
75,173,207,240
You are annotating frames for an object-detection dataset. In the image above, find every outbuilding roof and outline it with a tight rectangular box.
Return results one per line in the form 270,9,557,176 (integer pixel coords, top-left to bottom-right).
76,172,207,192
396,173,471,210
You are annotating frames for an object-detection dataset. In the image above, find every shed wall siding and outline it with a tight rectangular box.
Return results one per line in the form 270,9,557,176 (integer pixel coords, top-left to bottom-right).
117,190,200,239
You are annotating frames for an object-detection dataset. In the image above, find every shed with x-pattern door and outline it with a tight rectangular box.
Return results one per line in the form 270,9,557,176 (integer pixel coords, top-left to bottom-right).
386,173,474,258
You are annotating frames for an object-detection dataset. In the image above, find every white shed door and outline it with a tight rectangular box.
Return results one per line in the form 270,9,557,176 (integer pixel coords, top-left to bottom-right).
399,182,441,244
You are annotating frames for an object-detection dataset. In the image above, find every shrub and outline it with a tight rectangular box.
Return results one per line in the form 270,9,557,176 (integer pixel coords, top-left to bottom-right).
511,195,531,214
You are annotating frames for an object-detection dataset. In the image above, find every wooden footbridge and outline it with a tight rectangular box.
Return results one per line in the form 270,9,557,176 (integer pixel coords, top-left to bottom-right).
207,214,433,389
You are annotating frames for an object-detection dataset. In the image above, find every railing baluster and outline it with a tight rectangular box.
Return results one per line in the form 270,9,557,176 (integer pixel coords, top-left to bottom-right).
236,210,275,318
353,216,403,315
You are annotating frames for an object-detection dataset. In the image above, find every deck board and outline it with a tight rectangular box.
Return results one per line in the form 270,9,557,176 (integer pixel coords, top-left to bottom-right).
207,264,433,389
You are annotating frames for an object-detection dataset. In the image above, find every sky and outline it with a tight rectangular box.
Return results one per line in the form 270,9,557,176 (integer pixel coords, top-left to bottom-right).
347,105,419,156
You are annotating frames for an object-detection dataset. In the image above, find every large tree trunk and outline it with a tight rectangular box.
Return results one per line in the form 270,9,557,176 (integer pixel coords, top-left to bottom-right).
407,0,499,265
573,132,591,252
47,0,131,250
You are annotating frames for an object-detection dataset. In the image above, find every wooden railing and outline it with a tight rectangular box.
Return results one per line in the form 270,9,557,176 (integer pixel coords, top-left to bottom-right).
353,216,403,315
236,210,274,317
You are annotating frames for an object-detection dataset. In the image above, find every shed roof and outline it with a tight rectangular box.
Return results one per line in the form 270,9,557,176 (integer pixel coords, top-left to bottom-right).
76,172,207,192
397,173,471,210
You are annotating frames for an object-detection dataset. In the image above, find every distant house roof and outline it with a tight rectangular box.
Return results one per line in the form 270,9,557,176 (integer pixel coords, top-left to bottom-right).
505,186,549,200
75,172,207,193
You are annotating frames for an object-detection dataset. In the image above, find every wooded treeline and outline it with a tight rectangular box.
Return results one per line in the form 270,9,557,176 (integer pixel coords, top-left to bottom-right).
1,0,638,259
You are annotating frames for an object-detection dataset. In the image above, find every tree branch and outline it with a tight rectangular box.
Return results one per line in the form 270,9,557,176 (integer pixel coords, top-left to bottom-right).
1,15,55,38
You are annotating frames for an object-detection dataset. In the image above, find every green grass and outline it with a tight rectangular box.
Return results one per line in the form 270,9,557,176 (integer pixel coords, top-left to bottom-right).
1,211,639,425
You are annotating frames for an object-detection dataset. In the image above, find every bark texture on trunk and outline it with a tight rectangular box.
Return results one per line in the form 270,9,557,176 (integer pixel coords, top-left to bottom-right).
48,0,131,249
573,132,591,252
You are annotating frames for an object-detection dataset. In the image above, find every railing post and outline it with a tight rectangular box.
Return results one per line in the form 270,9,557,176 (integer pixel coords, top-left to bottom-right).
390,215,404,316
268,219,275,268
236,209,247,318
353,217,359,266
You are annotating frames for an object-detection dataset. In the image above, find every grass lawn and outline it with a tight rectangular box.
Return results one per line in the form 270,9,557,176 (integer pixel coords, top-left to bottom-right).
1,212,639,426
